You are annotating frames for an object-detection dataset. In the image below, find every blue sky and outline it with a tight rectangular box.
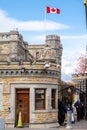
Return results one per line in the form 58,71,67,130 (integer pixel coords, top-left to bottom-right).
0,0,87,81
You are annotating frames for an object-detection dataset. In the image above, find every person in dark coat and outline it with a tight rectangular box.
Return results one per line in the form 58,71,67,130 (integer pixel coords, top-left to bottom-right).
58,99,67,126
74,99,82,121
81,102,85,119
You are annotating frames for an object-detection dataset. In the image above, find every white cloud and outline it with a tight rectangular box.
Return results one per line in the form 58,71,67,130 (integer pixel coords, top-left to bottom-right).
30,34,87,82
61,34,87,40
0,9,69,32
61,48,86,81
0,9,86,82
62,56,76,75
32,34,87,43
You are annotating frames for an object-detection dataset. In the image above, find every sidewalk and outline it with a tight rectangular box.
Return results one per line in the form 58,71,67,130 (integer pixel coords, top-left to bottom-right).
5,120,87,130
59,119,87,130
5,127,58,130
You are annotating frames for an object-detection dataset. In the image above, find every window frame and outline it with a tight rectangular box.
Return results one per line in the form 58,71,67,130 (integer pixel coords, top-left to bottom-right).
35,88,46,110
51,89,56,109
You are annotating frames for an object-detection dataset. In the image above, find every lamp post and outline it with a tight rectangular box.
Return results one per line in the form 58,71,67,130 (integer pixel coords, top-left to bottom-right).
84,0,87,28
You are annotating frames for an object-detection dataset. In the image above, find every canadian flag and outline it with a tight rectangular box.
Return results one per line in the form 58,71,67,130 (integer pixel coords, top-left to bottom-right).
46,6,60,14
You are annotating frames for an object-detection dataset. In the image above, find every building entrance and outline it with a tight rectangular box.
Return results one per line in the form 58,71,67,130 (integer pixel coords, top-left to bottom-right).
15,89,30,127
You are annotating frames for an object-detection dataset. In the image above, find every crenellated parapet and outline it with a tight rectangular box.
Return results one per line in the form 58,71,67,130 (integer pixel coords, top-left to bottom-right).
28,35,63,66
0,30,22,42
0,30,34,63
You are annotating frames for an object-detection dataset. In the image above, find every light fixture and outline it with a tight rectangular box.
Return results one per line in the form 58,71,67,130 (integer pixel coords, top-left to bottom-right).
21,67,26,73
84,0,87,6
84,0,87,28
44,62,50,69
56,64,60,68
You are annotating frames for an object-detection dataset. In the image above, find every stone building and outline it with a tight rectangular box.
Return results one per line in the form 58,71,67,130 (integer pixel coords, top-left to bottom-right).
72,73,86,102
0,30,63,128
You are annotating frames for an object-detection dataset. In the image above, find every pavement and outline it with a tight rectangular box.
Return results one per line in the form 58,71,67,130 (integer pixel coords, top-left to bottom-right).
59,119,87,130
5,120,87,130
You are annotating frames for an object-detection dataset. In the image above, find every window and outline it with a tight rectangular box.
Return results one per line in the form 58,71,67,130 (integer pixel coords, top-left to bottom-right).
36,52,39,59
35,89,46,110
51,89,56,109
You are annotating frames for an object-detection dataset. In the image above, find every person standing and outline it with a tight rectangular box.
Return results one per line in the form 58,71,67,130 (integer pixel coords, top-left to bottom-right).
74,99,82,121
58,99,67,125
71,103,75,123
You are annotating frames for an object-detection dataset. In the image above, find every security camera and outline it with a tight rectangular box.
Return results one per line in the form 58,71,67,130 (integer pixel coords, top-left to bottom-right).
44,63,50,69
56,64,60,68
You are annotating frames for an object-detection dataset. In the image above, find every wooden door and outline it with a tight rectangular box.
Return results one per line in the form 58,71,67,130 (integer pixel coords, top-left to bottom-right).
15,89,29,127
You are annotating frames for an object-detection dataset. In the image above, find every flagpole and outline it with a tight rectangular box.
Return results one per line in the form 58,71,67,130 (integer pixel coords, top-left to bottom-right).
44,7,47,41
85,5,87,28
84,0,87,28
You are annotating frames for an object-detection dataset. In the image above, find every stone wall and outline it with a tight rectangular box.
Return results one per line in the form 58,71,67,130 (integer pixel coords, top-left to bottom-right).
0,31,63,128
34,111,57,123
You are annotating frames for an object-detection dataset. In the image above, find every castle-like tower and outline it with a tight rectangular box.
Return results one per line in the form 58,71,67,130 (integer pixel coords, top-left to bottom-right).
0,31,63,128
0,30,34,62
